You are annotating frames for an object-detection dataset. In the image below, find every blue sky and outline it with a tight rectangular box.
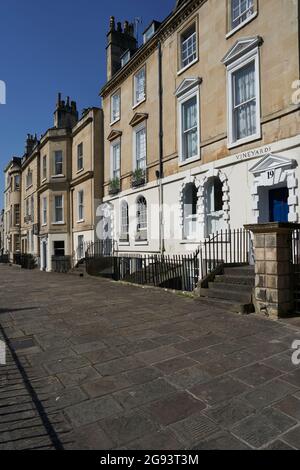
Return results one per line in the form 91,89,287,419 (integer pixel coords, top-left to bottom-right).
0,0,174,206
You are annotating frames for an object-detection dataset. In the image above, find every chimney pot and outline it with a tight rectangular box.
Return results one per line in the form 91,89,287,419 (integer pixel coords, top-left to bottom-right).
110,16,115,31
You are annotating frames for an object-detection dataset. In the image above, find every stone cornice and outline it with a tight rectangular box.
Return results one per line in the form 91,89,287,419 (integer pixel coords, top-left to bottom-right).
100,0,206,98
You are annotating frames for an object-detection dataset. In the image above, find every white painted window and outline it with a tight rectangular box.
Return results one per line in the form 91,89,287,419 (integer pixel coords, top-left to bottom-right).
42,155,47,180
136,196,147,239
178,88,200,164
77,143,83,171
111,92,121,123
42,197,47,225
134,67,146,106
26,169,33,188
14,175,20,191
54,151,63,176
231,0,254,30
111,139,121,180
180,24,197,70
121,50,131,67
227,48,260,147
54,195,63,223
143,23,155,44
120,200,129,240
134,124,147,170
78,190,84,221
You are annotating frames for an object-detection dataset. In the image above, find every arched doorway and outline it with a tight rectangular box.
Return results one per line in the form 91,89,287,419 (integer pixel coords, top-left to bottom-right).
205,176,224,237
183,183,198,240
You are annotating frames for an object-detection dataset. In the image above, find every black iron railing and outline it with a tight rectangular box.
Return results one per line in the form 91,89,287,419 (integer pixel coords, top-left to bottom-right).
86,240,116,258
52,256,72,273
200,228,252,279
13,253,37,269
0,254,9,264
86,250,200,292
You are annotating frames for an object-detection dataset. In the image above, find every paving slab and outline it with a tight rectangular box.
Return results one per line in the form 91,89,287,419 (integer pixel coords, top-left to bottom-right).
1,265,300,450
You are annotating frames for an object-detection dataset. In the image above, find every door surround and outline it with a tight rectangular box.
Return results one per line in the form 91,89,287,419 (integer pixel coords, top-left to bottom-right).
250,153,298,223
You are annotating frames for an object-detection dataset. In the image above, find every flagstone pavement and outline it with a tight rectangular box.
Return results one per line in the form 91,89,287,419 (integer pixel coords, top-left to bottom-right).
1,264,300,450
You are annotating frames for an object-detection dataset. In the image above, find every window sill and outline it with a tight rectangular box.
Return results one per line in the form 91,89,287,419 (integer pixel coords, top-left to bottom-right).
52,222,65,226
76,168,84,175
119,241,130,246
135,241,149,246
110,118,120,126
51,175,65,179
226,12,258,39
26,184,33,190
132,98,146,110
180,240,199,244
77,220,85,224
178,154,201,167
228,131,261,150
177,57,199,76
41,178,47,184
42,224,47,227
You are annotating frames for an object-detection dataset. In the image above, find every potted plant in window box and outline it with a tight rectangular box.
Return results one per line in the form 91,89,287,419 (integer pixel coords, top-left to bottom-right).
132,168,146,188
109,177,120,195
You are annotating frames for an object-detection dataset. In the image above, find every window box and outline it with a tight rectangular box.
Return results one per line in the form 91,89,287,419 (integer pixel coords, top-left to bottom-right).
109,177,121,195
131,168,147,188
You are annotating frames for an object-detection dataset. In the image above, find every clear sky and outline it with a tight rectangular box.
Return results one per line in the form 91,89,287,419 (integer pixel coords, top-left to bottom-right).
0,0,174,207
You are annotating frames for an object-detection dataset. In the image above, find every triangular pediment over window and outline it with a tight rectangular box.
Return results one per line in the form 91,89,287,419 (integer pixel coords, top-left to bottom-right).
222,36,263,65
175,78,202,98
129,113,148,127
107,129,122,142
250,153,296,175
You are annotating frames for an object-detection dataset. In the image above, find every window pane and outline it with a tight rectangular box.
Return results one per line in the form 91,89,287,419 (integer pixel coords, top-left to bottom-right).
55,151,63,175
112,94,120,121
137,197,147,233
121,201,129,237
233,61,256,140
136,128,146,169
232,0,254,29
135,68,145,104
182,96,198,160
181,25,197,69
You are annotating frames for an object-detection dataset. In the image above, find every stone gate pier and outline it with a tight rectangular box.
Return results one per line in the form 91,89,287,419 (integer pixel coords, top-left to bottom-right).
245,223,300,319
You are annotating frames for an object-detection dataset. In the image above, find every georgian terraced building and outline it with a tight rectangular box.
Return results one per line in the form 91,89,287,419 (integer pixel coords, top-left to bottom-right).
3,96,104,270
100,0,300,254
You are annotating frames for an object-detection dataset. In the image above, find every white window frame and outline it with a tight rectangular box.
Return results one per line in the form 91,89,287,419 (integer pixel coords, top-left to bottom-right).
178,23,198,74
53,151,63,177
77,143,84,172
133,66,146,108
42,197,47,226
133,123,147,171
120,200,129,241
77,190,84,223
227,47,261,149
110,138,121,180
110,91,121,124
178,86,201,166
26,170,33,189
136,196,148,239
53,194,64,224
227,0,256,38
42,155,47,181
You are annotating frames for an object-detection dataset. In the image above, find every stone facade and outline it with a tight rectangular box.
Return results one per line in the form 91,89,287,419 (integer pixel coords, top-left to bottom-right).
100,0,300,255
2,97,104,271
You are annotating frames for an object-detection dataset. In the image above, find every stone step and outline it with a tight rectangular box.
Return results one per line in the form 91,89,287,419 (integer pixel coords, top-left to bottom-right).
224,266,255,277
201,287,252,304
208,282,251,294
215,274,255,287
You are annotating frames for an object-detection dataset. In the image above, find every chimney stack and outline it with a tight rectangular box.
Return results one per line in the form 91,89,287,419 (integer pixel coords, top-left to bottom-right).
106,16,138,81
25,134,38,156
54,93,79,129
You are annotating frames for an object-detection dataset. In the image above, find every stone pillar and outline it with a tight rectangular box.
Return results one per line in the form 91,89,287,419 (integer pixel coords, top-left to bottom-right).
245,223,300,319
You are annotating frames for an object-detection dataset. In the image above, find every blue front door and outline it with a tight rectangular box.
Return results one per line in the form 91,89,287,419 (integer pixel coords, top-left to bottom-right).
269,188,289,223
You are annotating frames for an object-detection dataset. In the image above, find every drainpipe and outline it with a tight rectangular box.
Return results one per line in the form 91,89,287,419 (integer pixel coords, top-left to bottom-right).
158,41,165,254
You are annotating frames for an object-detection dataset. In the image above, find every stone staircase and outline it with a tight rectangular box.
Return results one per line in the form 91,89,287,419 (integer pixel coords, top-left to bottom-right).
198,265,255,314
69,260,86,277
